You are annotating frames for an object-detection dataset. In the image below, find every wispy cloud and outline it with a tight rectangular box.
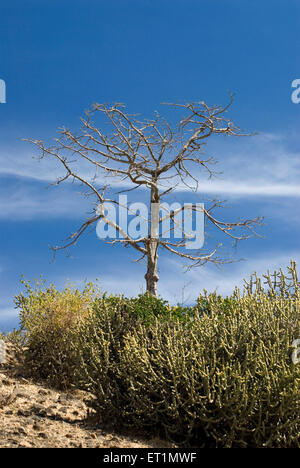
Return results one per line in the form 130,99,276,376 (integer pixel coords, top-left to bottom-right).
157,252,300,303
0,132,300,222
0,145,60,182
170,133,300,198
54,251,300,304
179,181,300,197
1,133,300,197
137,251,300,302
0,184,92,220
0,307,17,319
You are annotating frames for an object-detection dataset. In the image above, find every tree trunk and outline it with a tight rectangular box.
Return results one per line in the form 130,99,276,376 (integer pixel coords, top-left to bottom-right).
145,246,159,296
145,178,159,296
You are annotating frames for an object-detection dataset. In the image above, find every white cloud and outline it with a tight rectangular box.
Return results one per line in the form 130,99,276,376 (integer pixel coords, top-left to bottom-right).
157,252,300,302
0,184,92,220
58,251,300,304
0,132,300,199
173,133,300,198
0,307,17,319
0,132,300,222
178,181,300,197
0,146,60,182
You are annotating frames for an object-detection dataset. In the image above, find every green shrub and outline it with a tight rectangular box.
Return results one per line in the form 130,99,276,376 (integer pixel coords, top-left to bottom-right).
127,293,169,322
14,277,99,388
195,292,239,318
75,263,300,447
14,262,300,447
126,293,194,324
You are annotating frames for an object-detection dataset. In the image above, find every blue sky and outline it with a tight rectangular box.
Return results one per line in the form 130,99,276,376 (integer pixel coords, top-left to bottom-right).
0,0,300,330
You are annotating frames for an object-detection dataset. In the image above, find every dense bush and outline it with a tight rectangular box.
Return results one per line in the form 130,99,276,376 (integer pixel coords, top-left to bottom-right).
14,280,173,387
14,262,300,447
75,263,300,447
15,277,99,388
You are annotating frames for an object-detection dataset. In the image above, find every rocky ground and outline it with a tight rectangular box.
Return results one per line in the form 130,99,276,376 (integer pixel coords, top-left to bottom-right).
0,343,175,448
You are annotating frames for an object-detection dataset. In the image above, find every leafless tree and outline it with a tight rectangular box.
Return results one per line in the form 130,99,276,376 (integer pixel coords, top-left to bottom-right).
26,96,263,296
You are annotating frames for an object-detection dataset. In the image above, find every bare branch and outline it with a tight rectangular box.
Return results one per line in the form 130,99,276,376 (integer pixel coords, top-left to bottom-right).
25,98,262,296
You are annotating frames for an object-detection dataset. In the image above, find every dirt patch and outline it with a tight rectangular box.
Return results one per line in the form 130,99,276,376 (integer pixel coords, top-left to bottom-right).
0,342,176,448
